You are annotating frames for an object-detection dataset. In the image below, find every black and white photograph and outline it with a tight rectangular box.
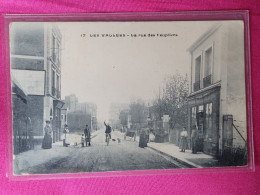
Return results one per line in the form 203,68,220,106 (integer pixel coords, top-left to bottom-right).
10,20,248,175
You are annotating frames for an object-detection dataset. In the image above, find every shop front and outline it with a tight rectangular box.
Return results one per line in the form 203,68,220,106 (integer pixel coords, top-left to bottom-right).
187,85,220,156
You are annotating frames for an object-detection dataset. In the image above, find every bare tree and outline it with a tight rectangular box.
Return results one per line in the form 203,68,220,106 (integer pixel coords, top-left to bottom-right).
153,72,189,128
129,99,148,128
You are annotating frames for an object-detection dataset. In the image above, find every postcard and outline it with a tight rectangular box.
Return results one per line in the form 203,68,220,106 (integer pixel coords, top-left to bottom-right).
10,20,248,175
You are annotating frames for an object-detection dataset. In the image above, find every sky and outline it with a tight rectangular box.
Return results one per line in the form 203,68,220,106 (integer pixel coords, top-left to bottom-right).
57,21,219,121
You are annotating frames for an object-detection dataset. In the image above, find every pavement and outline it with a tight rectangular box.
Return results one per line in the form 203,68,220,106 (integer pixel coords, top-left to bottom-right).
147,142,221,168
114,131,221,168
14,130,221,175
14,130,183,175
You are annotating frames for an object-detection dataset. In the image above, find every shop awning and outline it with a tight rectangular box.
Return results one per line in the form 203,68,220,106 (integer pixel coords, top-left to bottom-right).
53,99,65,109
11,77,27,104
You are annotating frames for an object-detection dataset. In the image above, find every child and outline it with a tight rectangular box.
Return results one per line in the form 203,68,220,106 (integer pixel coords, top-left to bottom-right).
81,134,85,147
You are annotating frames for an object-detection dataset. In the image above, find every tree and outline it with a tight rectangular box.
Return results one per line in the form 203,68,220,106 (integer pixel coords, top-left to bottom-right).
153,72,189,128
129,99,148,128
119,109,129,127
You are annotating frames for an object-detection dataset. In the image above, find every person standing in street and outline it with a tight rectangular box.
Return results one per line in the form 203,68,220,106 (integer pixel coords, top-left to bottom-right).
139,129,148,148
63,124,69,147
191,125,199,154
180,127,188,152
42,120,52,149
84,124,91,146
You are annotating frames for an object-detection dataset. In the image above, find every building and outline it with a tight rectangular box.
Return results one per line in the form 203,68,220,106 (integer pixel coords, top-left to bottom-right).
186,22,247,156
64,94,78,112
61,103,68,131
64,94,97,131
11,22,64,143
11,76,32,154
77,102,97,130
109,103,129,129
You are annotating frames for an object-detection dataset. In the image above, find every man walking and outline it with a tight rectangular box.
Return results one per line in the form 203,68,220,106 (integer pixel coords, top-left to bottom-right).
84,124,91,146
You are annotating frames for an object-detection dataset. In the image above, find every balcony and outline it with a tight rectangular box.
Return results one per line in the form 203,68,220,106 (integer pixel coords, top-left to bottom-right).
193,80,200,92
203,74,212,88
52,87,61,99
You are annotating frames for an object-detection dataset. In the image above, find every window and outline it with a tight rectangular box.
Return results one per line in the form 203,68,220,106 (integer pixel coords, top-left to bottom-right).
194,56,201,92
203,47,213,87
56,75,60,91
56,43,60,64
204,47,212,77
51,69,55,96
52,35,56,62
195,56,201,82
191,107,197,128
205,103,213,138
56,75,60,98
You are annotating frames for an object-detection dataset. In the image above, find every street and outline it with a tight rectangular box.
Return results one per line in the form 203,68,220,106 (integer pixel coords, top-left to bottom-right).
16,131,186,175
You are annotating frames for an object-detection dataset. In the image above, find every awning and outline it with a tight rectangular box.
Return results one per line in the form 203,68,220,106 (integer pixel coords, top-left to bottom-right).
53,99,65,109
11,76,27,103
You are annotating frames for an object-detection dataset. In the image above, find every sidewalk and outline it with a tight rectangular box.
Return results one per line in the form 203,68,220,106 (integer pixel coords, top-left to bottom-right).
14,130,103,174
148,142,221,168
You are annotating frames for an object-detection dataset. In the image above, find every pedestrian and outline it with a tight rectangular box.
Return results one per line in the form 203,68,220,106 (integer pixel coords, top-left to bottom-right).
84,124,91,146
180,127,188,152
42,120,52,149
81,134,85,147
191,125,199,154
63,124,69,147
139,129,148,148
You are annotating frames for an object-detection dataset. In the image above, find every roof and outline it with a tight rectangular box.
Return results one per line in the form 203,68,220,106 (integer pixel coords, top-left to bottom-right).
187,23,222,52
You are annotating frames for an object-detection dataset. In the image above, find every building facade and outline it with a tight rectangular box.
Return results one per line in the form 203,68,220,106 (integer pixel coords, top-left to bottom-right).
187,22,247,156
11,22,63,143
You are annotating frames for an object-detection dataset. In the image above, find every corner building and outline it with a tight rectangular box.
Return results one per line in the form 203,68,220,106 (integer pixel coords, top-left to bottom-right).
187,22,247,156
11,22,63,143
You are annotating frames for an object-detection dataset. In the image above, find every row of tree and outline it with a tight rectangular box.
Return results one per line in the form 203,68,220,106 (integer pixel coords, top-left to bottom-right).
120,72,189,129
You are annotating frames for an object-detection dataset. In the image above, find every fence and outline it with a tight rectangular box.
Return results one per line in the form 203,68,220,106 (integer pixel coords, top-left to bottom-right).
13,115,34,155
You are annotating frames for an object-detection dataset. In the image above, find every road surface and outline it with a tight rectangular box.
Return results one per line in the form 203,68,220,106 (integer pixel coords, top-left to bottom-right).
19,131,187,174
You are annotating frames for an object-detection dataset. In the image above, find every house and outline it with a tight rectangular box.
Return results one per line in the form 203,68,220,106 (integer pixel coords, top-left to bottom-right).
187,21,247,156
11,22,64,143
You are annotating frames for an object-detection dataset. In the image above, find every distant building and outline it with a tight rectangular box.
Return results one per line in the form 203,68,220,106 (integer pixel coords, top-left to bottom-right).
109,103,129,129
11,22,64,143
187,22,246,156
64,94,97,131
78,102,97,130
64,94,78,112
61,103,68,130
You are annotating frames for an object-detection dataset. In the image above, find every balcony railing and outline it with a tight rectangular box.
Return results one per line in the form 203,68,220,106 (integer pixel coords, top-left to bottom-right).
203,74,212,88
193,80,200,92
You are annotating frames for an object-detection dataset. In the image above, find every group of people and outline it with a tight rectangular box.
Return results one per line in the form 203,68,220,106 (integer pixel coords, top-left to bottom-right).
42,119,200,153
42,120,92,149
81,124,91,147
179,125,199,153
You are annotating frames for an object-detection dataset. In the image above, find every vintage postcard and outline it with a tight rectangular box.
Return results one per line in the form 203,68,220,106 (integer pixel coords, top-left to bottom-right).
10,20,248,175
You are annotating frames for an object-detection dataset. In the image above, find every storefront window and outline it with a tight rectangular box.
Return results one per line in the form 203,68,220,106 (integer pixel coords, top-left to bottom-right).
191,107,197,127
205,103,213,138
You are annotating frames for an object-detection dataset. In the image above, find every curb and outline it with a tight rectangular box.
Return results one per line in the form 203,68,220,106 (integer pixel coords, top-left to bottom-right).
148,146,199,168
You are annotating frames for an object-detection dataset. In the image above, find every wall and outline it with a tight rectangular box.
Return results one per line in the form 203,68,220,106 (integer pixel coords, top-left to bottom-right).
11,22,44,57
225,21,247,147
190,23,222,92
26,96,44,137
